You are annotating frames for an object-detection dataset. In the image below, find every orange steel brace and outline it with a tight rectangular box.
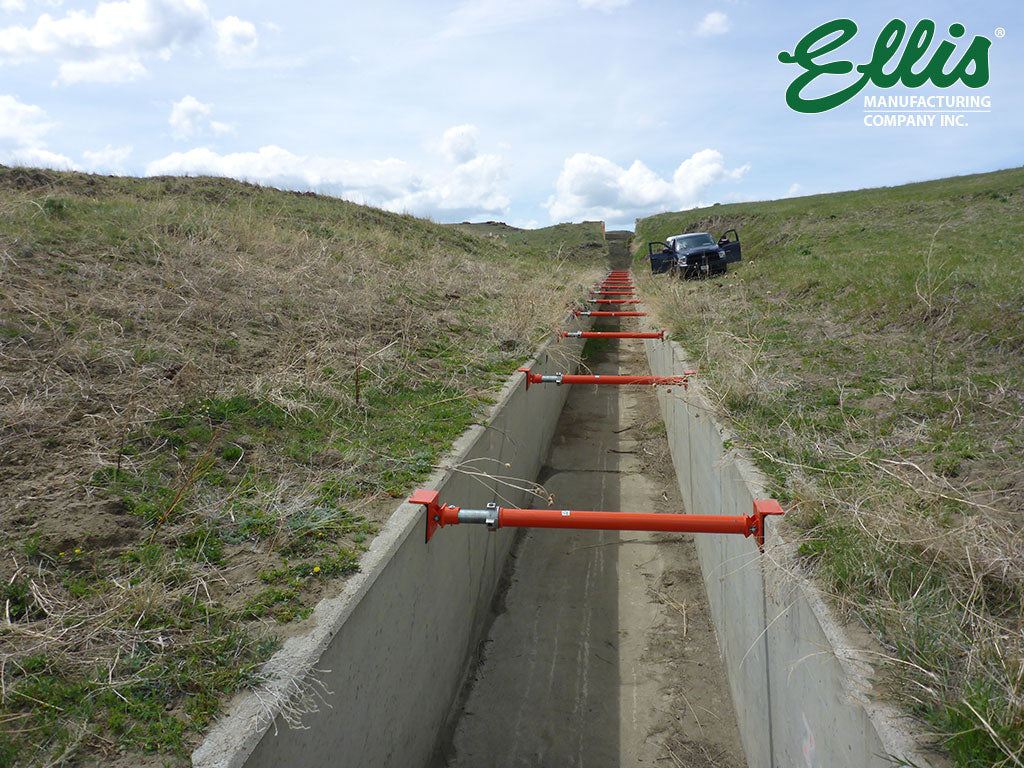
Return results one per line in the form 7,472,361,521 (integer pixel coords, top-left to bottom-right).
591,290,637,296
575,310,647,317
559,330,665,340
516,366,695,390
589,299,640,304
409,490,784,551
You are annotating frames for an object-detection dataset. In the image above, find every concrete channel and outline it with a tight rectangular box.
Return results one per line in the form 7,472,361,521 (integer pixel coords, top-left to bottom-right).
438,313,744,767
195,231,935,768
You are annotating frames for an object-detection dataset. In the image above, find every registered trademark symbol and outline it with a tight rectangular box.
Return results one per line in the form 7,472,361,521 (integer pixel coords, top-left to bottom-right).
994,27,1006,38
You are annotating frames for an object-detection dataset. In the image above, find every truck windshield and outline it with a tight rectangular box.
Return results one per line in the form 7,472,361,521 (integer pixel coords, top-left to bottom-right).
676,234,715,249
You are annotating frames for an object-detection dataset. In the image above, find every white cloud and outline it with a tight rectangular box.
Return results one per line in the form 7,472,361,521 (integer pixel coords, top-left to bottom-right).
438,124,478,165
83,143,132,171
169,94,208,139
786,182,801,197
1,0,27,12
214,14,256,60
144,127,512,220
545,149,749,222
168,95,232,139
0,0,257,83
390,152,509,215
0,93,53,146
58,54,146,83
696,11,730,37
145,145,417,201
578,0,631,11
511,218,540,229
8,146,78,169
0,93,77,169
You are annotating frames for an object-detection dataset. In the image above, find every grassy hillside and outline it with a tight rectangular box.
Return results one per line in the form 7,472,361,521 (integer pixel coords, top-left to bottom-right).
635,167,1024,767
450,220,606,255
0,166,603,767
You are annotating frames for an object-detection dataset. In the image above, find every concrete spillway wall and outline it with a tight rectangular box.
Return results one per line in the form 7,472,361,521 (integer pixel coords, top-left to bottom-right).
193,321,590,768
644,334,935,768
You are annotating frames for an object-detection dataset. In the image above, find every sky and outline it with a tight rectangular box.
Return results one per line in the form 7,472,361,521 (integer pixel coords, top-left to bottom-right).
1,0,1021,230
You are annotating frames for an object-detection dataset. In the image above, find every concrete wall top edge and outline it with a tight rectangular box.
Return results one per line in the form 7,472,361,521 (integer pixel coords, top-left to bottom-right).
639,303,939,768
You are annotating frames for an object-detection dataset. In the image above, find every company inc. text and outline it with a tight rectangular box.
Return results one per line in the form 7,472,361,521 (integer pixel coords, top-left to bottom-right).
862,93,991,128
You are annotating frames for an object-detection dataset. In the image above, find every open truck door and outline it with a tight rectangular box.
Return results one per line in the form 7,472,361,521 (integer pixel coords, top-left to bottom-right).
717,229,741,264
647,242,673,274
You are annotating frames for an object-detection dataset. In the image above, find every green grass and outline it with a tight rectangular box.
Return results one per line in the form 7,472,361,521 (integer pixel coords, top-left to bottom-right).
1,556,280,763
0,165,605,766
636,167,1024,766
448,220,607,257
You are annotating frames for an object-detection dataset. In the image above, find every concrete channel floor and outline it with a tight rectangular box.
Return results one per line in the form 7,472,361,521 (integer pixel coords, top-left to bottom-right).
440,321,746,768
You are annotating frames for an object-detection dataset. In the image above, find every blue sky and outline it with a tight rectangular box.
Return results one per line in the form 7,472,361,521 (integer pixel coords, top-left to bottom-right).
1,0,1021,229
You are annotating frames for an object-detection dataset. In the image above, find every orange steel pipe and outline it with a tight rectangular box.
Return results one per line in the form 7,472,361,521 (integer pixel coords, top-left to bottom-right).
516,367,692,389
560,330,664,340
589,298,640,304
501,508,747,534
574,310,647,317
409,490,784,551
591,290,637,296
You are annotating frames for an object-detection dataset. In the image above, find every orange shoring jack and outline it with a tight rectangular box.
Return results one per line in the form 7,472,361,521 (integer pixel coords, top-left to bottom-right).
559,330,665,340
516,366,694,390
409,490,784,551
574,310,647,317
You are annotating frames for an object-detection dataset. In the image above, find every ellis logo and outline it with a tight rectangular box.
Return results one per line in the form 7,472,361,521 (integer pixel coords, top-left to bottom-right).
778,19,992,113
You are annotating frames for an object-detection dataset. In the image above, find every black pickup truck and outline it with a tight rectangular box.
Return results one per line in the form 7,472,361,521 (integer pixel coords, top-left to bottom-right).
648,229,741,277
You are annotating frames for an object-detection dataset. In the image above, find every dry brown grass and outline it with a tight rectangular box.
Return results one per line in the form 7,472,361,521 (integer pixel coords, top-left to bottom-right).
636,251,1024,766
0,167,604,765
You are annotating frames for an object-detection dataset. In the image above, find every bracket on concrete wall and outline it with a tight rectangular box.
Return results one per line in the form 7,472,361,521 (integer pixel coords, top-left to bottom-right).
410,491,784,551
516,366,694,391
